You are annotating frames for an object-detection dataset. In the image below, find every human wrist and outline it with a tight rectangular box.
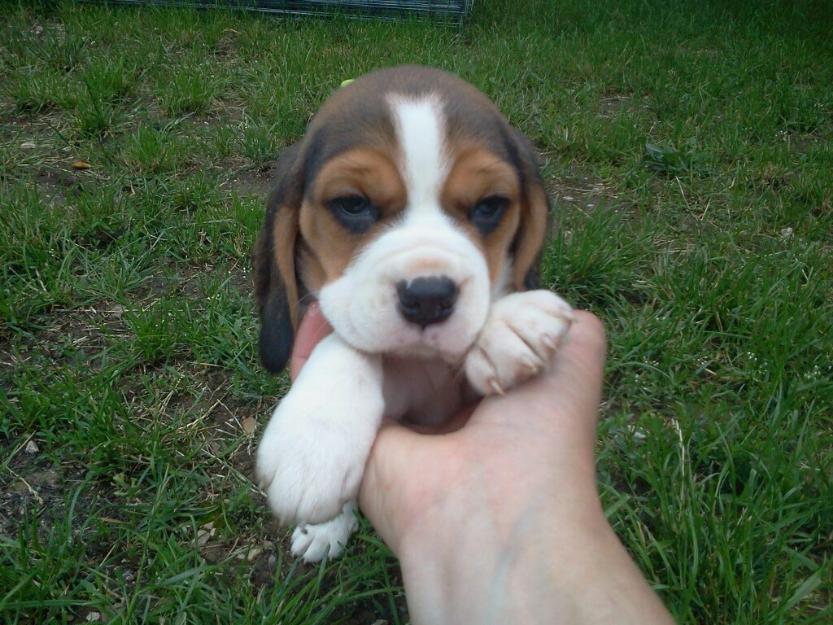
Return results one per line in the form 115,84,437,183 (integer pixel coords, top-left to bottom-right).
397,491,674,625
397,486,608,625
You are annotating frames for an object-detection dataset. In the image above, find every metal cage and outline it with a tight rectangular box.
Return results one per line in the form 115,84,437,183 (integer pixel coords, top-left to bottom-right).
81,0,475,22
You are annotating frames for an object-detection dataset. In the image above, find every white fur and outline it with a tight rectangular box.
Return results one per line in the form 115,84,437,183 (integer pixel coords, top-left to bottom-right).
291,502,358,562
318,95,491,361
256,93,575,563
255,334,384,525
465,291,575,396
388,94,448,216
318,224,490,360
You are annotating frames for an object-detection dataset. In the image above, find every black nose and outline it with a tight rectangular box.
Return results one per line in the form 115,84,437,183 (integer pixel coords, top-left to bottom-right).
396,276,459,329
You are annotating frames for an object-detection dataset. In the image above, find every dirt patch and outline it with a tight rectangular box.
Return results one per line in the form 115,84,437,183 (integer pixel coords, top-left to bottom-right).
0,301,130,376
597,92,652,119
552,175,619,206
0,443,93,540
36,167,85,205
223,159,278,199
210,28,241,60
0,465,58,537
547,170,623,222
127,261,252,304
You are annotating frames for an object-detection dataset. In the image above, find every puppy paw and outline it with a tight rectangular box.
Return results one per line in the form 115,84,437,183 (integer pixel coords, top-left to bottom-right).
291,502,358,563
465,290,574,396
255,335,384,526
256,410,366,525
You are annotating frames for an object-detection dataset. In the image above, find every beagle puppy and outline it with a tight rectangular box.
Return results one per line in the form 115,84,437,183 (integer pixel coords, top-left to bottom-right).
253,65,574,562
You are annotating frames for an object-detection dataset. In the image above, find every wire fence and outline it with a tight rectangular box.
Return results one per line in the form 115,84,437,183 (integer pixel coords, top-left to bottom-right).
78,0,475,22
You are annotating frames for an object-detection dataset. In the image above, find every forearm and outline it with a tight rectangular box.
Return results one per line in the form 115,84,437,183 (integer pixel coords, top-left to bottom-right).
400,504,582,624
398,494,674,625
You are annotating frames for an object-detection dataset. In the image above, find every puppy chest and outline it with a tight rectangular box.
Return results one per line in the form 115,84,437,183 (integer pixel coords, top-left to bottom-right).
382,356,467,425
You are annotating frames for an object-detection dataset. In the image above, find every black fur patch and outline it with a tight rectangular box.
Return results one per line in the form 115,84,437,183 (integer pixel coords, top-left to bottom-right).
253,143,302,373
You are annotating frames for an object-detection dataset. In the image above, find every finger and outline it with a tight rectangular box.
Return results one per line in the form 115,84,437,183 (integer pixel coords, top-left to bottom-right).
544,310,607,407
358,420,425,547
289,303,333,380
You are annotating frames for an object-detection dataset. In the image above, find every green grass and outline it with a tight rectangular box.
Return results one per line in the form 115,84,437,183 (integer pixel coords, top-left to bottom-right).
1,0,831,622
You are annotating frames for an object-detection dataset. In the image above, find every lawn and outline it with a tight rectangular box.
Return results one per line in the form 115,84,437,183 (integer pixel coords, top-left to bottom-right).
1,0,832,622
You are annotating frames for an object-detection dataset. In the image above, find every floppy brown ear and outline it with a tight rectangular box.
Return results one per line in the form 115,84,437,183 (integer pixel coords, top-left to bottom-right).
508,128,550,291
253,143,304,373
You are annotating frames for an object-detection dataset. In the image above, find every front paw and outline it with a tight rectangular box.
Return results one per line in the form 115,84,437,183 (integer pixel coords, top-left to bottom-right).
291,502,358,563
465,290,574,396
255,402,373,526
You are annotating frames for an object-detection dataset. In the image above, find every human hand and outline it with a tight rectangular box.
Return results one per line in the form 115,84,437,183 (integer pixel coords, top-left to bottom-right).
290,304,673,625
291,302,605,549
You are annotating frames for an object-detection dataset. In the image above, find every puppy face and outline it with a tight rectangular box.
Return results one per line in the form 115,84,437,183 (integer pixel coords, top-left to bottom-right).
254,66,549,371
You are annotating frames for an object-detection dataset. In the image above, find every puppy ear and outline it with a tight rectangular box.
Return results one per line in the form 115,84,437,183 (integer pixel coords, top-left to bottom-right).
508,128,550,291
253,143,304,373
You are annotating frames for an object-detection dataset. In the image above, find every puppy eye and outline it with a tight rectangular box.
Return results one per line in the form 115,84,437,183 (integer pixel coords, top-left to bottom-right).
469,195,509,233
326,195,380,233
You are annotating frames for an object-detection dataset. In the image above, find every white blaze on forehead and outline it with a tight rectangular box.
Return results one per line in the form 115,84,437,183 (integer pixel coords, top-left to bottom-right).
319,93,492,361
387,94,449,219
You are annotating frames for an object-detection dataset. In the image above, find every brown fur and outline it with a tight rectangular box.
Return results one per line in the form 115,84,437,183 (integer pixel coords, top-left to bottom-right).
299,148,407,288
441,145,522,282
254,65,552,373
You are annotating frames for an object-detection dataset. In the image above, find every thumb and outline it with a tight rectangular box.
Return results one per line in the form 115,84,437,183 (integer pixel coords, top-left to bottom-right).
358,420,443,551
290,303,333,380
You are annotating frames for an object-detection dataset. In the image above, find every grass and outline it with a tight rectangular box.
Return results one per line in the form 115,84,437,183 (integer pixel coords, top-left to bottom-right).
1,0,831,622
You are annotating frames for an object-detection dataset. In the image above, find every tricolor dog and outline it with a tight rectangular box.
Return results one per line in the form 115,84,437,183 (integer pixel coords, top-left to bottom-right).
253,65,574,562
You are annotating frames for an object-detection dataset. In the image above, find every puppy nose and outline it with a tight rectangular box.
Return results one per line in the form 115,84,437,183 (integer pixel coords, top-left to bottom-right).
396,276,459,328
